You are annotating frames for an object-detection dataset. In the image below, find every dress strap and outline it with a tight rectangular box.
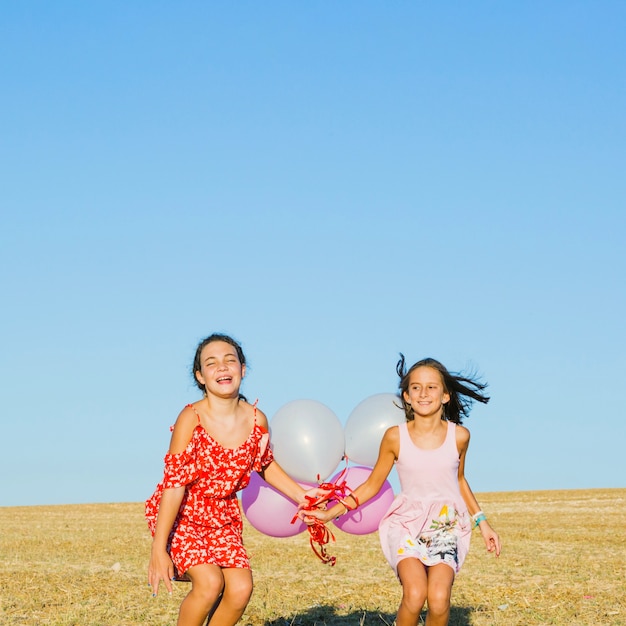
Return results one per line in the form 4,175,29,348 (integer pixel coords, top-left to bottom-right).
446,420,461,456
186,403,202,424
251,398,266,433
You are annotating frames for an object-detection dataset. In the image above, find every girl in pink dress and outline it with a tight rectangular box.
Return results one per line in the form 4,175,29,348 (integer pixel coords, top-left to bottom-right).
303,355,501,626
146,333,322,626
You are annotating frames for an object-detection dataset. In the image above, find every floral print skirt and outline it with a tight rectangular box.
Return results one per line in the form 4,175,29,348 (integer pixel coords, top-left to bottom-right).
380,499,472,575
168,514,250,578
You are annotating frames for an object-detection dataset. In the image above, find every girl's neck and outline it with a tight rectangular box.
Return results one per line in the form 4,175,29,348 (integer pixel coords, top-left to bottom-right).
204,394,240,418
408,414,447,450
410,412,445,433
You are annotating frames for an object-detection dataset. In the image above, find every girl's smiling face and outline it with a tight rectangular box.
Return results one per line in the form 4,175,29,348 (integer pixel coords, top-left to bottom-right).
194,340,245,397
403,366,450,418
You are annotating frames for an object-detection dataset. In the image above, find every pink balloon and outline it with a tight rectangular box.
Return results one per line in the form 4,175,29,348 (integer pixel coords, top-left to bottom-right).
241,473,311,537
330,466,395,535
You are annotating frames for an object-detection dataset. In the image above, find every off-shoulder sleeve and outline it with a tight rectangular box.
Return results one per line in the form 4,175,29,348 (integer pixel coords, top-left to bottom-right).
250,427,274,473
145,424,200,535
258,428,274,469
145,445,199,535
161,449,199,488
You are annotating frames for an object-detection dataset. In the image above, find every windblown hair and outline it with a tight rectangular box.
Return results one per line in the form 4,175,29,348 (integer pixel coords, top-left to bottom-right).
396,354,489,424
192,333,247,401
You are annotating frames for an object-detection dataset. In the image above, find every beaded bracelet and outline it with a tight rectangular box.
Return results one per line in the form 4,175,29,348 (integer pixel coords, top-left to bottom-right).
472,511,487,528
334,504,348,520
344,493,360,510
334,493,360,520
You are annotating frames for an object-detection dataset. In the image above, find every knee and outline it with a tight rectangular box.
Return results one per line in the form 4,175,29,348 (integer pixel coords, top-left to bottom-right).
427,585,452,616
401,583,427,615
190,574,225,609
223,577,253,611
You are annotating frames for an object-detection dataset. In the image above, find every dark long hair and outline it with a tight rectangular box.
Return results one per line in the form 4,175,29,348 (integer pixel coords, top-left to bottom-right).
192,333,247,400
396,354,489,424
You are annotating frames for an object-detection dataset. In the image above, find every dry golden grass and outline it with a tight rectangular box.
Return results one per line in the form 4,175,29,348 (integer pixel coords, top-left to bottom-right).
1,489,624,625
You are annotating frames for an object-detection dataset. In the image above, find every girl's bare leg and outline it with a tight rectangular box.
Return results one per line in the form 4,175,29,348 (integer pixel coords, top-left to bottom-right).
396,558,428,626
206,568,253,626
177,564,225,626
424,563,454,626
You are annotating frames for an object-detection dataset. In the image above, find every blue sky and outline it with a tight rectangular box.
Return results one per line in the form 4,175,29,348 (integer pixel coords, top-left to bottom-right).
1,1,624,507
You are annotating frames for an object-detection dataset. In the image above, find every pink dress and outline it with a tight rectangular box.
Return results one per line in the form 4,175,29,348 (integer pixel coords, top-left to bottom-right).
378,421,472,575
145,405,274,577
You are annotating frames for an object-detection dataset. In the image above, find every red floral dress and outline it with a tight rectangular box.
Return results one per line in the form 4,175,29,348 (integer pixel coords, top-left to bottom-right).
145,404,274,577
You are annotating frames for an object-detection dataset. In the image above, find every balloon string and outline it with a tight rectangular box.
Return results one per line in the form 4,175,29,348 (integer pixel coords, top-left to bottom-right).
291,464,360,566
307,520,336,566
310,464,361,512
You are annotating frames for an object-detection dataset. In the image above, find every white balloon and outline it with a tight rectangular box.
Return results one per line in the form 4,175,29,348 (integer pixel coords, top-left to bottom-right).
344,393,405,466
270,399,345,483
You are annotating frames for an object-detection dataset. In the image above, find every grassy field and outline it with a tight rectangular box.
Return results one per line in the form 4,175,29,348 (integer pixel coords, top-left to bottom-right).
1,488,624,625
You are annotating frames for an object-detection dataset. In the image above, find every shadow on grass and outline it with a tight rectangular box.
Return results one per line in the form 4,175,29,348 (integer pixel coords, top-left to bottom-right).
262,604,472,625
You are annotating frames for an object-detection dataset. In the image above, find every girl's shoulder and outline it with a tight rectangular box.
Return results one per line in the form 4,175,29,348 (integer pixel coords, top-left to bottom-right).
168,404,201,453
255,408,269,430
381,423,402,449
385,423,402,437
238,398,269,430
178,402,202,425
453,423,470,448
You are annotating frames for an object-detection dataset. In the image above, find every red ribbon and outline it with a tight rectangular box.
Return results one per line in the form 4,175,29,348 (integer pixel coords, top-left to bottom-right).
305,519,337,566
291,466,360,566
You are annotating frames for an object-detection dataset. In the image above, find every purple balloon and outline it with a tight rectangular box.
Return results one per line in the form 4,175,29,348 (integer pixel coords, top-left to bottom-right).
330,466,395,535
241,472,311,537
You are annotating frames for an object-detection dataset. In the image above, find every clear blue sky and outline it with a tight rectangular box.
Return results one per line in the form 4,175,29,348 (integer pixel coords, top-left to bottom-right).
1,2,624,507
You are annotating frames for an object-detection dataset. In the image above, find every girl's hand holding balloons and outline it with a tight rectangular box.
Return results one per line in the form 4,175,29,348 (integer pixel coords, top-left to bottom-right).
299,486,333,509
298,505,334,525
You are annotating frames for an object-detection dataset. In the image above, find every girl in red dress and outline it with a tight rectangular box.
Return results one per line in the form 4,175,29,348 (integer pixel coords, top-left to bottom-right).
146,333,320,626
